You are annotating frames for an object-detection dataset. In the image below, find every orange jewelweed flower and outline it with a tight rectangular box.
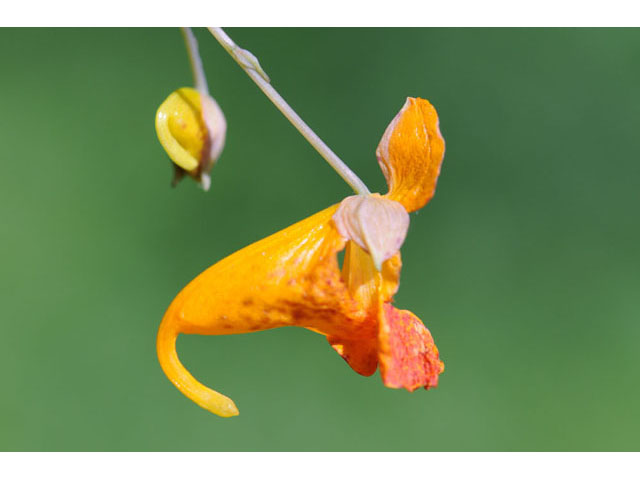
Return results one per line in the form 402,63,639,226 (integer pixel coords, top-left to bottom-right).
157,97,445,417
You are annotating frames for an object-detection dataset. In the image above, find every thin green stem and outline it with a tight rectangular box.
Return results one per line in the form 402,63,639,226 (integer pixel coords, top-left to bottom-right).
208,27,370,196
181,27,209,95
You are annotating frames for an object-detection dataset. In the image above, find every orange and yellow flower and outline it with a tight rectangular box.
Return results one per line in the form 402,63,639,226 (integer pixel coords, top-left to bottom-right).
157,97,446,417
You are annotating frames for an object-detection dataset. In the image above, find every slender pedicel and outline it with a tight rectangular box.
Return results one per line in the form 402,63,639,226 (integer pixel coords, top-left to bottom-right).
181,27,209,95
208,27,371,196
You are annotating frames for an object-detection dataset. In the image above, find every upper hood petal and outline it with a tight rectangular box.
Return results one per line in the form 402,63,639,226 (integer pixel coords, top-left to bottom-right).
376,97,445,212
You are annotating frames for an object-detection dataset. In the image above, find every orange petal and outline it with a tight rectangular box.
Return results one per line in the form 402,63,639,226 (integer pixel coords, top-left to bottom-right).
378,303,444,391
328,335,378,377
158,205,379,416
161,205,366,337
327,241,402,377
376,98,445,212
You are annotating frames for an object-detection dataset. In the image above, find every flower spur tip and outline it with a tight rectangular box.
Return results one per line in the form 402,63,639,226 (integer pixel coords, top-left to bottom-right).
157,316,239,417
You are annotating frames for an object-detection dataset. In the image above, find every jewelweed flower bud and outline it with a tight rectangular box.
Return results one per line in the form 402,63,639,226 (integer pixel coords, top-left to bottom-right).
155,87,226,191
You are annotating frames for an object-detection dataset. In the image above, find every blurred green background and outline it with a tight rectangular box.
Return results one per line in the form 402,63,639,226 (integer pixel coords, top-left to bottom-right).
1,28,639,451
